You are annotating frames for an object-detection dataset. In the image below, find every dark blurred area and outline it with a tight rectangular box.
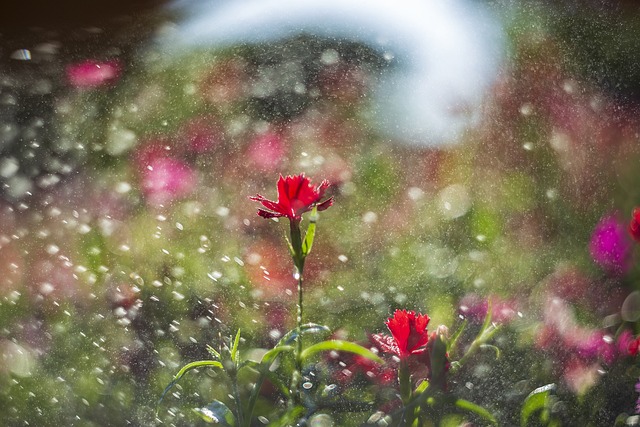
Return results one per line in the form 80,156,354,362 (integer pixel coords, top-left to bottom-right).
0,0,167,32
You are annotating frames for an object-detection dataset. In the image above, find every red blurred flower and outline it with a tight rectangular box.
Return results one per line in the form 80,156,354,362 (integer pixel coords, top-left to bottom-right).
630,207,640,242
250,173,333,221
66,59,121,88
372,309,430,359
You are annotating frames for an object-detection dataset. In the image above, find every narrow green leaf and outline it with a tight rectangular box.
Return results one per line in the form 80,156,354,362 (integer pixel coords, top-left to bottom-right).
300,340,383,364
447,319,467,355
206,345,221,360
158,360,224,408
481,300,493,334
261,345,295,364
521,383,556,426
455,399,497,425
302,207,318,257
231,329,241,363
479,344,501,359
193,400,236,426
414,378,429,394
284,234,296,259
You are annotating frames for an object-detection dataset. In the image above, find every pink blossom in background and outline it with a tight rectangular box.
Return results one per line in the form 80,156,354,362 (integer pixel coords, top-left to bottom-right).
178,118,224,154
589,213,632,274
140,157,196,207
458,294,518,324
246,132,286,171
66,59,121,88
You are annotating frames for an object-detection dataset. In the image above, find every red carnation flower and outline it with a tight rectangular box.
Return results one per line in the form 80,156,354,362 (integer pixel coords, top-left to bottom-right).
372,309,431,359
250,173,333,221
630,207,640,242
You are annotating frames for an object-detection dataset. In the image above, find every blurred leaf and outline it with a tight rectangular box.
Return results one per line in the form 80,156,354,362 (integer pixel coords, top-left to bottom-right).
300,340,383,363
266,405,305,427
231,329,241,364
521,383,556,426
193,400,236,425
447,319,467,355
302,207,317,257
479,344,501,360
158,360,224,408
279,323,331,346
207,345,222,360
261,345,295,364
455,399,497,425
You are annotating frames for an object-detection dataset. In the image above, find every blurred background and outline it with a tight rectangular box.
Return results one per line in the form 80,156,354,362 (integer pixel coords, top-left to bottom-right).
3,0,640,425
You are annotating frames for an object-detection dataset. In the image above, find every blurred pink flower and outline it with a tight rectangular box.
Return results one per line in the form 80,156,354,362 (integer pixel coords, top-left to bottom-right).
246,132,286,171
141,157,196,207
458,294,518,324
589,213,632,274
66,59,121,88
563,359,599,395
178,118,224,154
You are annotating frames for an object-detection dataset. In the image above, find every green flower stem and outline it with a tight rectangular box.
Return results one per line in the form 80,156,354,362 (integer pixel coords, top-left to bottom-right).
230,367,244,427
450,324,499,375
288,219,305,405
398,359,416,426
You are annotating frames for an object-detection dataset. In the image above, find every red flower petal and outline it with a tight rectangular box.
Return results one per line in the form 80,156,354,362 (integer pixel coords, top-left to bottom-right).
385,310,430,358
249,173,332,221
371,333,400,357
630,207,640,242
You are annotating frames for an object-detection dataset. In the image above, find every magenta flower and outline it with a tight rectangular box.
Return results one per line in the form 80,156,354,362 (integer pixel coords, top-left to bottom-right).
141,157,196,207
589,213,631,274
66,59,121,88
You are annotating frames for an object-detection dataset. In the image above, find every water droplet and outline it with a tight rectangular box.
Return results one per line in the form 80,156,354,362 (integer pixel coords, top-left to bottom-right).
362,211,377,223
320,49,340,65
0,157,19,178
622,291,640,322
45,244,59,255
10,49,31,60
519,103,533,116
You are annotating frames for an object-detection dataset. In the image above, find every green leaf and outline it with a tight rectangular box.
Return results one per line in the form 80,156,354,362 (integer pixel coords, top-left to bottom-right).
455,399,497,425
300,340,383,364
447,319,467,355
279,323,331,346
479,344,501,360
284,234,296,260
414,379,429,394
158,360,224,408
521,383,556,426
231,329,241,364
193,400,236,425
302,207,318,257
481,300,493,334
267,405,305,427
261,345,295,364
207,345,222,360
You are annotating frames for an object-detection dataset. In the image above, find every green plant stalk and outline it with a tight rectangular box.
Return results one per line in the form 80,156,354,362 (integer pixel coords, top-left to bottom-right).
398,360,416,426
288,219,305,406
231,369,245,427
450,324,499,374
